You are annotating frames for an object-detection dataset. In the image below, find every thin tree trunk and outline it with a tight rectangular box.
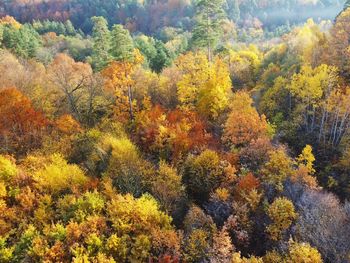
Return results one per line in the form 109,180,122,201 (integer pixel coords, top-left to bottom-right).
128,85,134,120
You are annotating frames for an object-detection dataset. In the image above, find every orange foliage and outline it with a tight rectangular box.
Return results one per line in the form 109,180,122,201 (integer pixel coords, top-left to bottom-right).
55,114,82,135
134,105,212,160
0,88,48,155
0,15,21,29
102,50,144,122
237,173,260,193
224,91,269,146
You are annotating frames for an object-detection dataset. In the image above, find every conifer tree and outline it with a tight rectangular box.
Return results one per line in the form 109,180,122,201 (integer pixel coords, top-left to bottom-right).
91,16,111,70
110,24,134,62
191,0,226,61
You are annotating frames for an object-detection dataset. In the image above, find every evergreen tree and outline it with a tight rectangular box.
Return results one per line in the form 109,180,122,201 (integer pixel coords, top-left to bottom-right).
191,0,226,61
65,20,77,36
149,40,173,73
110,24,134,61
227,0,240,22
2,24,41,58
345,0,350,9
91,16,111,70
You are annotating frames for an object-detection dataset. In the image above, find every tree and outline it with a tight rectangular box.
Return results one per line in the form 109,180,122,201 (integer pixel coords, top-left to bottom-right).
191,0,226,61
0,88,48,155
151,160,186,215
134,105,211,160
266,197,297,241
287,241,323,263
330,8,350,80
47,53,94,123
262,148,293,192
149,40,173,73
1,24,41,58
101,135,154,197
176,52,232,120
110,24,134,62
107,193,178,262
227,0,240,22
345,0,350,9
182,150,227,203
102,50,144,121
224,91,269,147
91,16,111,70
289,64,338,133
296,145,315,175
32,154,88,194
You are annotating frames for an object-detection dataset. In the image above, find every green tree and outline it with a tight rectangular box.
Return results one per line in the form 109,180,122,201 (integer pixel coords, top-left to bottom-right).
110,24,134,61
227,0,240,22
91,16,111,70
149,40,173,73
345,0,350,10
191,0,226,61
2,24,41,58
64,20,77,36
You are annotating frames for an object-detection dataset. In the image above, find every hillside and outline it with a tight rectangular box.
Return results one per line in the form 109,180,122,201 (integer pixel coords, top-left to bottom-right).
0,1,349,262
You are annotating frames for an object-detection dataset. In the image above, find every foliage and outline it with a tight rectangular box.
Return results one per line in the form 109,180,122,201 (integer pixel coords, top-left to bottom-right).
266,197,297,241
224,91,269,147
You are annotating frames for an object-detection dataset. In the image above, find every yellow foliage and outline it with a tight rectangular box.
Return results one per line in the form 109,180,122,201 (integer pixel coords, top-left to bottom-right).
107,193,173,236
289,64,338,107
0,16,21,29
176,52,232,119
33,154,88,193
266,197,297,241
0,155,17,182
231,252,263,263
287,241,323,263
262,148,293,191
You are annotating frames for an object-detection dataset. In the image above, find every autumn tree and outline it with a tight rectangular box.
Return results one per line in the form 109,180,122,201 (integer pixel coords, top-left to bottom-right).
289,64,338,133
224,91,269,147
329,8,350,80
176,52,232,120
182,150,232,203
286,241,323,263
47,53,105,125
102,50,144,121
266,197,297,241
262,148,294,192
134,105,211,160
0,88,48,155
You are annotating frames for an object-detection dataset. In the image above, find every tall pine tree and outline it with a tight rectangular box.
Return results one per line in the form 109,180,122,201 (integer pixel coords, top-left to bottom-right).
345,0,350,10
191,0,226,61
91,16,111,70
110,24,134,62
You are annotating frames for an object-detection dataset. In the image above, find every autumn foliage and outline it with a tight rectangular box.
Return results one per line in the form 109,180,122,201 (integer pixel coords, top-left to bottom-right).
0,88,48,154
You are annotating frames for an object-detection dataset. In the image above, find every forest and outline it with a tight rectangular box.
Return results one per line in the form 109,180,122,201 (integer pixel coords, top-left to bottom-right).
0,0,349,262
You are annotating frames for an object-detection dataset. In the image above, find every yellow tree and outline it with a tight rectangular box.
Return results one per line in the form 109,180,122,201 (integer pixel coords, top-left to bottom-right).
296,145,316,175
262,148,294,192
287,241,323,263
176,52,232,120
266,197,297,241
289,64,338,133
102,49,144,121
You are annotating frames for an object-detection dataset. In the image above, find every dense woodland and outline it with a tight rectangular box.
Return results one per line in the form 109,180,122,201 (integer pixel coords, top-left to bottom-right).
0,0,350,262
